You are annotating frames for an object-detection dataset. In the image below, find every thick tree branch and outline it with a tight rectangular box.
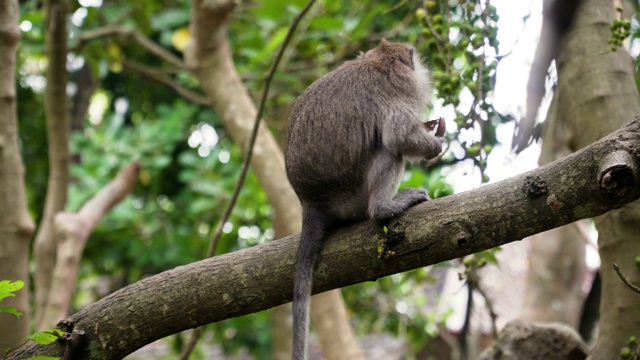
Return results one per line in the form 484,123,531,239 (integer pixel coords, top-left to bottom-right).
38,162,140,328
8,117,640,360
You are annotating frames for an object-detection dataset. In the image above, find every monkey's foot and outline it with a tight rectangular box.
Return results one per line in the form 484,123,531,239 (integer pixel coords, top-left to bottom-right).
370,189,429,220
395,187,430,207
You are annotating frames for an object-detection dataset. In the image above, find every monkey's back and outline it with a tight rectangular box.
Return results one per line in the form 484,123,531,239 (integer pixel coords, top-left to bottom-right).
285,57,419,210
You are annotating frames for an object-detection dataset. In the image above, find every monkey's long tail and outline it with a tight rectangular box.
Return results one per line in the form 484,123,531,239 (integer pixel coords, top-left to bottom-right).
292,207,329,360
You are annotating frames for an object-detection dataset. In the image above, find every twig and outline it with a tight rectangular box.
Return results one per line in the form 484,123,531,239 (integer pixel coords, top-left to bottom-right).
466,265,499,339
371,9,415,42
474,278,499,339
73,24,185,69
176,328,201,360
459,281,473,359
123,60,210,106
384,0,408,14
613,263,640,294
177,1,317,358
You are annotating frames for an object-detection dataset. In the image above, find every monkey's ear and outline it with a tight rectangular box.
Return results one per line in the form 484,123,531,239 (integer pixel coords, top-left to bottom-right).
380,38,390,45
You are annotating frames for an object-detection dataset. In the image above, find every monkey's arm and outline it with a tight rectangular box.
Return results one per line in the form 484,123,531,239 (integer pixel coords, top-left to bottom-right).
382,113,443,160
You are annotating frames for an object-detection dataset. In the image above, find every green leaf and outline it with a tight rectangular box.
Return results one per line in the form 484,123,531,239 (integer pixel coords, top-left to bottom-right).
0,280,24,302
310,16,344,31
26,329,67,345
0,292,16,302
0,306,23,318
477,249,501,265
0,280,25,293
28,357,61,360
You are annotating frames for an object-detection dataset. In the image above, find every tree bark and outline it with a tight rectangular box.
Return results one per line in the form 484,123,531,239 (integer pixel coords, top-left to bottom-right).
34,0,72,330
38,162,139,328
553,0,640,357
184,0,363,358
7,117,640,359
0,0,36,349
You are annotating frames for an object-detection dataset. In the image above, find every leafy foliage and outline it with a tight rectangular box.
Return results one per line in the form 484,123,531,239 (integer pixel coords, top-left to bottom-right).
417,2,508,183
14,0,510,357
345,266,451,351
0,281,24,318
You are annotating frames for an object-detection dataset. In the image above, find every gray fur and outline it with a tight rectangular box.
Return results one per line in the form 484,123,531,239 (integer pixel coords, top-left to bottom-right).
284,40,443,360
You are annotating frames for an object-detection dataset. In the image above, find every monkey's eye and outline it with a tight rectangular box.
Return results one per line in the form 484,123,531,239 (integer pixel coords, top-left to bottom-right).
408,47,414,57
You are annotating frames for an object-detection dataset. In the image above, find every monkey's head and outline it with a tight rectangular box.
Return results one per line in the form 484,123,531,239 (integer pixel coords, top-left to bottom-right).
361,39,431,103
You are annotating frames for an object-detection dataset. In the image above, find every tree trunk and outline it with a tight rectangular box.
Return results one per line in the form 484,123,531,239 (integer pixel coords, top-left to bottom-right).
184,1,363,358
554,0,640,357
34,0,72,330
310,290,366,360
0,0,35,349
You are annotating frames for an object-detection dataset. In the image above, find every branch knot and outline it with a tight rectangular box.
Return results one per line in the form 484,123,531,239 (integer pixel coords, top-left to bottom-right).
522,175,548,198
598,151,638,199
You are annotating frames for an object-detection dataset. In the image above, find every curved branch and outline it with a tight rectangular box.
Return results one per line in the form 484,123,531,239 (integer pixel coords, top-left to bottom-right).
73,24,185,69
8,116,640,360
613,263,640,294
123,61,209,106
38,162,140,328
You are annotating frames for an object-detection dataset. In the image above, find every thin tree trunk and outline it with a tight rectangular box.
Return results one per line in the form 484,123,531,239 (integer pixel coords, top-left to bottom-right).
34,0,71,330
0,0,36,349
311,290,366,360
521,227,587,325
553,0,640,357
185,1,364,358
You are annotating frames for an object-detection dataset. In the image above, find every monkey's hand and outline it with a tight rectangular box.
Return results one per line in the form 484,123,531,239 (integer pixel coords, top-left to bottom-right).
424,117,446,137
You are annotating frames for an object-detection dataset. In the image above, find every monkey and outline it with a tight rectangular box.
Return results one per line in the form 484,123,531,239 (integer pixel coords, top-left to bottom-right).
284,39,445,360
